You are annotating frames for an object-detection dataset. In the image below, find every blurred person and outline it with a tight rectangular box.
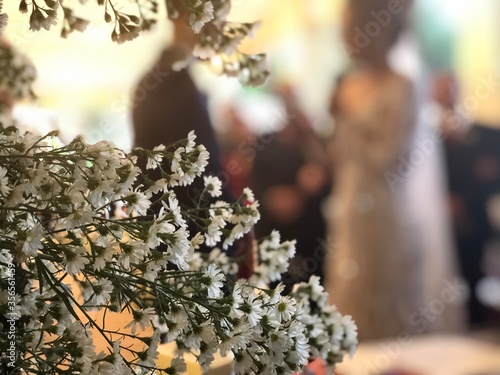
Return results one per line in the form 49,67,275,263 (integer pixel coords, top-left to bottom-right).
251,84,331,287
131,1,254,279
389,39,467,332
324,0,425,340
0,38,36,121
216,104,256,197
435,72,500,326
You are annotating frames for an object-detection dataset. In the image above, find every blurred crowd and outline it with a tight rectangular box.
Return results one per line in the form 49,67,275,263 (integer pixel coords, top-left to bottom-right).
5,0,498,344
203,0,500,341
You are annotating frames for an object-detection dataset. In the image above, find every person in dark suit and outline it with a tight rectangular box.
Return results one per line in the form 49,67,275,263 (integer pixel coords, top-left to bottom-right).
445,123,500,325
434,73,500,326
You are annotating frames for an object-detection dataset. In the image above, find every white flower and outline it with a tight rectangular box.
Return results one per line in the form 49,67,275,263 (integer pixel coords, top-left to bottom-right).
203,175,222,197
163,196,186,228
91,361,114,375
163,309,189,342
124,191,151,216
189,0,214,33
146,144,166,169
192,145,210,178
188,252,203,272
93,236,116,271
146,178,168,196
63,246,90,275
64,208,94,230
186,131,197,152
147,216,176,249
208,248,237,275
205,215,225,247
168,357,187,374
6,184,24,207
233,349,254,375
86,278,113,306
125,307,156,334
21,223,44,257
0,249,13,278
118,239,147,269
167,228,191,270
183,321,214,348
64,179,87,207
242,187,255,202
89,182,114,208
191,232,205,250
203,264,225,298
229,281,244,318
193,43,216,59
302,275,328,308
267,329,290,359
275,296,296,322
240,294,262,327
294,330,310,366
0,166,10,196
198,343,218,372
138,330,161,368
341,315,358,357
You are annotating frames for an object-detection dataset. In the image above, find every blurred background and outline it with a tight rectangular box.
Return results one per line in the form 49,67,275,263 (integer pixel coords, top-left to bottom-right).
6,0,500,146
3,0,500,373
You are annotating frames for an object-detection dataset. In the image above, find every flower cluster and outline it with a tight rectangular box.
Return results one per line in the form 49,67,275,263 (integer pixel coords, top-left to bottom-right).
12,0,269,86
291,276,358,367
0,124,356,374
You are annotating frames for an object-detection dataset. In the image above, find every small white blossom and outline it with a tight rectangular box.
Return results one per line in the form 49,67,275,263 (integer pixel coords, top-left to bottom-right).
191,231,205,250
233,349,254,375
203,264,225,298
240,294,262,327
168,357,187,374
0,166,10,196
63,246,90,275
189,0,214,33
64,208,94,230
203,175,222,197
186,130,197,152
205,215,225,247
86,278,113,306
125,307,156,334
242,187,255,202
21,223,44,257
125,191,151,216
276,296,296,322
